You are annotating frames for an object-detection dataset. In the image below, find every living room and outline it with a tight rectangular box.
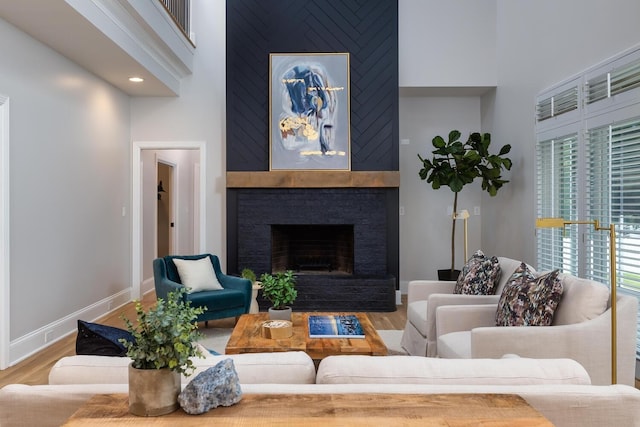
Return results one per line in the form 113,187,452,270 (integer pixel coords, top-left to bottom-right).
1,1,640,422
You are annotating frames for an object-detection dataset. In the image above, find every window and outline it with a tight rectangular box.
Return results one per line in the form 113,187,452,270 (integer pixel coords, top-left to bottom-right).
536,45,640,357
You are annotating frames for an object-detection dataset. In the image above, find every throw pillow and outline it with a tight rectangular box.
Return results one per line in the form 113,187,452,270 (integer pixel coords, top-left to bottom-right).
173,257,223,293
454,250,502,295
495,264,563,326
76,320,134,357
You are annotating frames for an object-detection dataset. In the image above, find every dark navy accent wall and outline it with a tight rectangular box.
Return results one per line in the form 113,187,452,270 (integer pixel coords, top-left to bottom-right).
226,0,399,171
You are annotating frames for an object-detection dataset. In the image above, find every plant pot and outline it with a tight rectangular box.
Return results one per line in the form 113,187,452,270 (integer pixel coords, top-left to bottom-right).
437,269,461,281
128,364,181,416
268,306,292,321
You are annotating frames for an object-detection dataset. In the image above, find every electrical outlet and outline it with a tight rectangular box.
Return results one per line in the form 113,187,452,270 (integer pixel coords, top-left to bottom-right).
474,206,481,216
399,206,405,216
44,330,53,343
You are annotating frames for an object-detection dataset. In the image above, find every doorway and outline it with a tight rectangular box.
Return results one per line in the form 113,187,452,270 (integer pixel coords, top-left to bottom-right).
132,141,206,300
156,161,174,258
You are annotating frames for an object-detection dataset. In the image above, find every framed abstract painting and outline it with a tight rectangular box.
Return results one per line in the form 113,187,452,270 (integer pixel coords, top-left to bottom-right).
269,52,350,171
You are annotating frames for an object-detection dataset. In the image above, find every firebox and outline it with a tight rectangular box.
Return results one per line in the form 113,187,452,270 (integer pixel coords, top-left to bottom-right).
271,224,354,274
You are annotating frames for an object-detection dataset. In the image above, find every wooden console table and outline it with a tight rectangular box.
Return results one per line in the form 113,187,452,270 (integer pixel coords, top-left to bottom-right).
64,393,553,426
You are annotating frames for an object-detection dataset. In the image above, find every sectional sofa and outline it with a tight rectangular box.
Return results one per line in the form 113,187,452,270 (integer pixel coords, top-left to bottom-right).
1,352,640,426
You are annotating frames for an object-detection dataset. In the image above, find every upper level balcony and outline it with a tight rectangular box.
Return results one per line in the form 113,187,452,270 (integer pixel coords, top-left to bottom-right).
0,0,195,96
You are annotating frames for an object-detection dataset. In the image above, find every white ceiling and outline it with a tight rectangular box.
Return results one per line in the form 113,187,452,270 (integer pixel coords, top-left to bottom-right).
0,0,185,96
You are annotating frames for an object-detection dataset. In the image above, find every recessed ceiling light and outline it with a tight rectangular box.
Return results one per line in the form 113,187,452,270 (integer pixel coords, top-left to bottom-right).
129,77,144,83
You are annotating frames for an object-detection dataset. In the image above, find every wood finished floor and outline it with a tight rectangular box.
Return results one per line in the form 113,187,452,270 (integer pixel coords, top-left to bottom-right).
0,293,408,388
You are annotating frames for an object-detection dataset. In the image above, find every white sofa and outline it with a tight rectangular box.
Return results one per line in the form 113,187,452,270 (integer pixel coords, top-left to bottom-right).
401,257,528,357
2,352,640,427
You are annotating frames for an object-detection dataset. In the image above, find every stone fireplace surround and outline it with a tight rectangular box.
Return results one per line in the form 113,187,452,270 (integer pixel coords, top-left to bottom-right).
228,175,398,312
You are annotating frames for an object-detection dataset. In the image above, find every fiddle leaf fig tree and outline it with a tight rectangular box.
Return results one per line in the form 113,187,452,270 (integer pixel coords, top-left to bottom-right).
418,130,512,273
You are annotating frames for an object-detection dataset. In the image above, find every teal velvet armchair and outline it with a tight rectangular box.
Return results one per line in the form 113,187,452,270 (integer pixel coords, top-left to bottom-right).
153,254,251,324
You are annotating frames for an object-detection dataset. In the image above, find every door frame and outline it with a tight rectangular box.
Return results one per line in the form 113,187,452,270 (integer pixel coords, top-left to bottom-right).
132,141,206,300
0,95,9,370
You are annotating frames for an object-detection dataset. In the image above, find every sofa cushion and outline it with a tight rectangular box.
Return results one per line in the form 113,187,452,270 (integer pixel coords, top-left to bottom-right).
454,250,502,295
495,264,563,326
436,331,471,358
316,355,591,385
553,274,610,325
48,352,316,385
172,257,223,293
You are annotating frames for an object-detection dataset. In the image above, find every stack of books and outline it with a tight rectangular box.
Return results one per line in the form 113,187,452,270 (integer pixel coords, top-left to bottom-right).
308,314,365,338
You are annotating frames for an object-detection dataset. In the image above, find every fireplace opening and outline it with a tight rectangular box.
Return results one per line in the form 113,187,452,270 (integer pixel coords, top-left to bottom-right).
271,224,354,274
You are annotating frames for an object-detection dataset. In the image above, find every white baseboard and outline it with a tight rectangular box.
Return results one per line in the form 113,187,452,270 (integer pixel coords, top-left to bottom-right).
141,276,154,295
399,280,409,295
8,288,132,367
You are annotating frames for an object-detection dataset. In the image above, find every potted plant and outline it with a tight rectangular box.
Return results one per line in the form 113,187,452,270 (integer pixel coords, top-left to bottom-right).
259,270,297,320
418,130,512,280
241,268,257,284
120,287,205,416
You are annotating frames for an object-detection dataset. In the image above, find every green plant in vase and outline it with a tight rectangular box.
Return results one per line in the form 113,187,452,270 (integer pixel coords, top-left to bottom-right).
259,270,297,320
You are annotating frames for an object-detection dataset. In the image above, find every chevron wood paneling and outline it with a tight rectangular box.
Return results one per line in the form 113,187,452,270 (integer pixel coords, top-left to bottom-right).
226,0,398,172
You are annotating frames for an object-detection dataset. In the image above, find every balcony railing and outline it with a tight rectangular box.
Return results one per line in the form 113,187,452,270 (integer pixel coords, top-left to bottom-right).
159,0,191,42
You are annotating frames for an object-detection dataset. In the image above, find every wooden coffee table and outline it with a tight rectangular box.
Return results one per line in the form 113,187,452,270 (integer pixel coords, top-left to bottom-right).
225,312,387,361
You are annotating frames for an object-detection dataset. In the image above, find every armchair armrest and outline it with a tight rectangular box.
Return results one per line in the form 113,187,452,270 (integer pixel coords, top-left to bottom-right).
406,280,456,304
218,274,252,313
426,294,500,341
436,304,497,337
152,258,183,300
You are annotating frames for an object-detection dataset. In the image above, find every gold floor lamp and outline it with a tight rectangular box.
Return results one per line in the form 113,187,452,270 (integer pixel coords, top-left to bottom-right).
536,218,617,384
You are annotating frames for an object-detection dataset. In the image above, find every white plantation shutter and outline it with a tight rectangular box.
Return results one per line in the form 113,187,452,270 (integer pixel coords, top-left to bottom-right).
586,118,640,291
536,44,640,358
536,134,579,273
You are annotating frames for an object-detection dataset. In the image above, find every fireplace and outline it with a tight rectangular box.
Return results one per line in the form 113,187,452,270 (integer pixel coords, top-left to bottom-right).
229,188,397,312
271,224,354,274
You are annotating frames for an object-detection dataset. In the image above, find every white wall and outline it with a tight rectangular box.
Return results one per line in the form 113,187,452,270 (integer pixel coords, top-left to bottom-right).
399,0,497,88
0,18,131,360
481,0,640,265
131,1,226,264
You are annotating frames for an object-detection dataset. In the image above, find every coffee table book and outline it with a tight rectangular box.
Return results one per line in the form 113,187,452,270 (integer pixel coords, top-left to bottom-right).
308,314,365,338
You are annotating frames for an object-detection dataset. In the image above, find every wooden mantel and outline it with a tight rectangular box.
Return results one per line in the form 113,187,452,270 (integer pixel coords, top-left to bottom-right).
226,171,400,188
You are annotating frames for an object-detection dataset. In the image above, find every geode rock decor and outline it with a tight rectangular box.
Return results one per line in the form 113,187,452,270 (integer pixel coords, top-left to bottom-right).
178,359,243,415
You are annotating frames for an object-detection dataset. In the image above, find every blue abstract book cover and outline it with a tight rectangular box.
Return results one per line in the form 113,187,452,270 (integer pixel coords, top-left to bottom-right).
308,314,365,338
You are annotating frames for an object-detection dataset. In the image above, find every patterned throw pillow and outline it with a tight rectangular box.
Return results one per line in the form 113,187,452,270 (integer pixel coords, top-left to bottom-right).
495,263,564,326
453,250,502,295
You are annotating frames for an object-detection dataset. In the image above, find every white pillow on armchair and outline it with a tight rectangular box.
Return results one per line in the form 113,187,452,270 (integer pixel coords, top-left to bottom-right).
173,257,223,293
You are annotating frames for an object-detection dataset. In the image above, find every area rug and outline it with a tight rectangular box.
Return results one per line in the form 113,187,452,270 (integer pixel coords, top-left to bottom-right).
198,328,407,356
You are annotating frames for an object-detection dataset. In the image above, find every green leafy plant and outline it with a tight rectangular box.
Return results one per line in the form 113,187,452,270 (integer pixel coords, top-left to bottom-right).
120,288,205,376
418,130,512,273
241,268,257,283
259,270,297,310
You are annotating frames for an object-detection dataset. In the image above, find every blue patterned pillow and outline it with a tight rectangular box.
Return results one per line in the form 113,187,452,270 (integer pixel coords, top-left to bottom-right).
495,264,563,326
454,250,502,295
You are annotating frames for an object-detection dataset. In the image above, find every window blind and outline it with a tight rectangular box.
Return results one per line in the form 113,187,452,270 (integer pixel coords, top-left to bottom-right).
586,118,640,293
586,56,640,104
536,134,579,273
536,86,579,122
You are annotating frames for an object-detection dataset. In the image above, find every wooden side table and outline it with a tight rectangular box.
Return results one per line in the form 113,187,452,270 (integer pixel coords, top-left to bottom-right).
249,282,262,314
64,393,554,426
